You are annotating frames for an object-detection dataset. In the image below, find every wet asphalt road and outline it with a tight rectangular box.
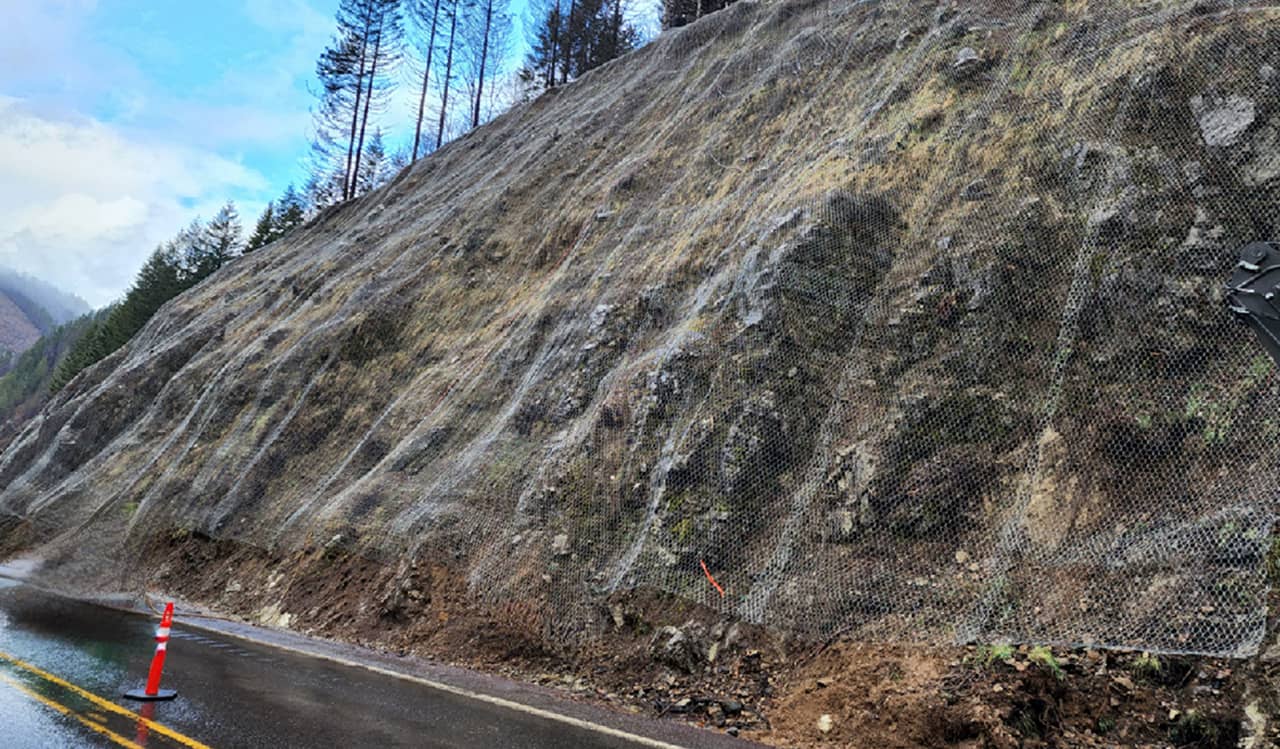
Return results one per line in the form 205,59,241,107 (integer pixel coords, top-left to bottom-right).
0,579,687,749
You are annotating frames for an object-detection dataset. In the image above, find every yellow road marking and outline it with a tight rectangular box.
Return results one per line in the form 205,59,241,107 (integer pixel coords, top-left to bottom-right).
0,671,143,749
0,649,213,749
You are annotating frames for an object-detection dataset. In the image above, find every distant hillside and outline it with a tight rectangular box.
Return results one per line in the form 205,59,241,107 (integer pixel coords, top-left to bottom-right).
0,270,91,373
0,268,90,329
0,311,102,451
0,292,42,365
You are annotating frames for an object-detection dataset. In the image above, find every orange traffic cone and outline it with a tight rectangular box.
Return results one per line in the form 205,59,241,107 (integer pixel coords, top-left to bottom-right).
124,601,178,701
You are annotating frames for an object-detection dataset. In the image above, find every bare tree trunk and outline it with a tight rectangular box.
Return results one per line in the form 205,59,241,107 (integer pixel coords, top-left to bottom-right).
561,0,577,85
351,12,385,197
436,3,459,150
471,0,493,129
412,0,443,160
611,0,622,59
547,1,560,87
343,35,370,201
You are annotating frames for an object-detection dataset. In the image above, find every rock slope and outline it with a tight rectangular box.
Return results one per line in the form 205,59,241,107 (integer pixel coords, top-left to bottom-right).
3,0,1280,664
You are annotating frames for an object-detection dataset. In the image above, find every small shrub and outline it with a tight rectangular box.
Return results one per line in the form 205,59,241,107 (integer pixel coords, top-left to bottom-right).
1183,388,1231,445
1028,646,1065,681
1168,711,1217,746
1011,710,1042,738
1007,699,1051,739
969,643,1015,667
1130,652,1162,681
1246,354,1272,386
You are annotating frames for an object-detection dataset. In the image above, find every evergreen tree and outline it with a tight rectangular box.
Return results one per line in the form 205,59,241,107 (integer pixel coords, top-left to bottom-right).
276,184,308,234
313,32,365,202
247,184,310,254
51,249,183,392
458,0,513,128
306,166,348,212
192,202,243,279
569,0,635,74
246,202,277,252
522,0,634,92
523,1,563,89
608,0,624,62
126,246,186,323
663,0,733,28
49,315,103,392
559,0,577,85
389,146,412,173
312,0,404,202
172,219,209,281
349,0,403,198
356,129,392,195
50,210,245,393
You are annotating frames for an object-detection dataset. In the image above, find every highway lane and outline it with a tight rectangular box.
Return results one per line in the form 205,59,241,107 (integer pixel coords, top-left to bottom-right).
0,579,743,748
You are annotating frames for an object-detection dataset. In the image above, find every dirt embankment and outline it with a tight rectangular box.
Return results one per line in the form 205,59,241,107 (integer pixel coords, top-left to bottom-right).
133,532,1267,748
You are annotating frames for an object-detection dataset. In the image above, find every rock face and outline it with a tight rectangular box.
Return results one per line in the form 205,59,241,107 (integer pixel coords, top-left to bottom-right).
3,0,1280,656
1192,94,1257,147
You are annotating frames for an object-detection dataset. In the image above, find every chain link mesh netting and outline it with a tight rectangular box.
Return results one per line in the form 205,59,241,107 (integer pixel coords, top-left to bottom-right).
4,0,1280,657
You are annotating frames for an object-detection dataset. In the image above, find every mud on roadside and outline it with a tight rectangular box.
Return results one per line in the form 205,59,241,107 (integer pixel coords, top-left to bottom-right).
114,530,1272,748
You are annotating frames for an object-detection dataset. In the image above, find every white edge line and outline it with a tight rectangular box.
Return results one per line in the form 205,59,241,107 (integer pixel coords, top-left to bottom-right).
185,619,696,747
169,618,693,749
0,572,695,748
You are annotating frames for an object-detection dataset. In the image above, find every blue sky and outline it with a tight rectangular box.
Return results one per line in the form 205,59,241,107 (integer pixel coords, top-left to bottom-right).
0,0,658,308
0,0,336,306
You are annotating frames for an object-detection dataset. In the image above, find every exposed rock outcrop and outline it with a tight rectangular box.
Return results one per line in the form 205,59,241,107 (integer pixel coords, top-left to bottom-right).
3,0,1280,662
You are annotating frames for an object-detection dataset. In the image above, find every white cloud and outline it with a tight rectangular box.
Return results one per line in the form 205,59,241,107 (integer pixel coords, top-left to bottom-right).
0,0,659,309
0,0,328,307
242,0,333,38
0,98,268,307
17,194,148,245
0,1,144,116
0,1,98,77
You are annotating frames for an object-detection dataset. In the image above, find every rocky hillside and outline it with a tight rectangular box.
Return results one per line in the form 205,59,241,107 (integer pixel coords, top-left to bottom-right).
3,0,1280,723
0,268,89,328
0,270,90,370
0,291,42,360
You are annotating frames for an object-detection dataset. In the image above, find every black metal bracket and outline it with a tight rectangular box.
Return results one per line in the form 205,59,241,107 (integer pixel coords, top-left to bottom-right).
1227,241,1280,368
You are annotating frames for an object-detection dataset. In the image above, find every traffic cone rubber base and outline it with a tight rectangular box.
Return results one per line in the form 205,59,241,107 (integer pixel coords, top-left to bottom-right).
124,688,177,701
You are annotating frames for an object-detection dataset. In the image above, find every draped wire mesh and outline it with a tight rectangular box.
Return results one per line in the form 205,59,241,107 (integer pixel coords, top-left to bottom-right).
4,0,1280,657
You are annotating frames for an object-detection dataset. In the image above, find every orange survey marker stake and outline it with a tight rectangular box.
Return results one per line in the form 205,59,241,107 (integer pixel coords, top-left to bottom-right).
125,601,178,701
700,559,726,598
